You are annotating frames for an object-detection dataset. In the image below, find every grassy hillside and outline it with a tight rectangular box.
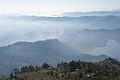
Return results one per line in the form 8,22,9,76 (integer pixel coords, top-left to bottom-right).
17,70,61,80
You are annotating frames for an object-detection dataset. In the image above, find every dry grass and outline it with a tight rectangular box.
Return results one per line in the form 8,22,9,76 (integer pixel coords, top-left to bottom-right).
17,70,64,80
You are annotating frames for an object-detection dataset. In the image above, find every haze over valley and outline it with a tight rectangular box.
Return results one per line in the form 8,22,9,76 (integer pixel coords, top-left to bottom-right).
0,11,120,58
0,1,120,79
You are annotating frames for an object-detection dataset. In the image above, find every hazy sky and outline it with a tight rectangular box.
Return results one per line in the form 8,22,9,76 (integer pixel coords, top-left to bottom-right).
0,0,120,16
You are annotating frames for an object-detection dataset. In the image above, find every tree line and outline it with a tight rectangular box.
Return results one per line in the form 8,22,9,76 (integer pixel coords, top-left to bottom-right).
1,58,120,80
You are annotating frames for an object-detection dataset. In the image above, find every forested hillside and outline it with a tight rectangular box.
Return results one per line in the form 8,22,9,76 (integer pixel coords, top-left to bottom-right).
3,58,120,80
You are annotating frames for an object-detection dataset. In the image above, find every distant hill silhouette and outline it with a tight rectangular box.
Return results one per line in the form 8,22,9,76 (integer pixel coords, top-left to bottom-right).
60,10,120,17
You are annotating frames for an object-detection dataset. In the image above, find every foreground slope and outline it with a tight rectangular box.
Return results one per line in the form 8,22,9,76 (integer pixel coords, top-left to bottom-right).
6,58,120,80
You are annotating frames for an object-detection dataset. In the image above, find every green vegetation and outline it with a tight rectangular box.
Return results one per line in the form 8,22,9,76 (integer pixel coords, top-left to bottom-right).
1,58,120,80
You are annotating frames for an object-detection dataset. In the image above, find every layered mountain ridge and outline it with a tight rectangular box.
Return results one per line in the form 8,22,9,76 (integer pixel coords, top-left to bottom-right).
0,39,109,75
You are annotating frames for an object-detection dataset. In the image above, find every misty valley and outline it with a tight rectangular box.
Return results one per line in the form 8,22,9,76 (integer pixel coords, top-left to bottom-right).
0,10,120,80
